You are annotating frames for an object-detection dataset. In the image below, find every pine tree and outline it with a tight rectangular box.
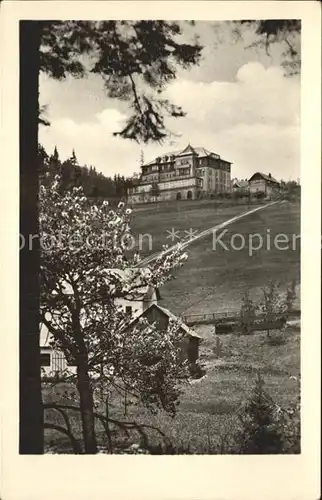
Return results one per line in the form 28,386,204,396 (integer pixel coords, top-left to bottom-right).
260,281,283,338
52,145,59,163
236,372,284,454
239,291,258,334
70,149,78,165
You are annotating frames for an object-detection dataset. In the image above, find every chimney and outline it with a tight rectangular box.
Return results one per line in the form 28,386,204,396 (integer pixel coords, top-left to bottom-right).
268,173,272,178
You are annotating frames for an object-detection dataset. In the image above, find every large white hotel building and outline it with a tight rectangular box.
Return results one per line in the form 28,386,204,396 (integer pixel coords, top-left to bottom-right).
127,144,232,204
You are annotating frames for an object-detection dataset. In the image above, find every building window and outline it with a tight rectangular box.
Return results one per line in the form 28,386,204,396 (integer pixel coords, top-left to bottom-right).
125,306,132,315
40,353,51,367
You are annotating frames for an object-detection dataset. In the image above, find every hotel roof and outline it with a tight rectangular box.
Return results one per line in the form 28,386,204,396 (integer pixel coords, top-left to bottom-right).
144,144,231,166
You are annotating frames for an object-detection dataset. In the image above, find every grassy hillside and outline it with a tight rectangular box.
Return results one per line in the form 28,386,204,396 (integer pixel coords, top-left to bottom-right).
131,198,253,256
132,200,300,316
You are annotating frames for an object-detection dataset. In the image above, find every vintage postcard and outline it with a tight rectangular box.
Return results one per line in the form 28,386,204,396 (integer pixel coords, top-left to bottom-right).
0,1,320,499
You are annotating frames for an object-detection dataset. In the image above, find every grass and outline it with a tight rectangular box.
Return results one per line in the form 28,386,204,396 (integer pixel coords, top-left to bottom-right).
131,198,256,257
133,200,300,316
43,324,300,454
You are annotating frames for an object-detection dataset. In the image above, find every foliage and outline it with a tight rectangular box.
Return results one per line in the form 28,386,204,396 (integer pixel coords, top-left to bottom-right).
281,180,301,202
235,371,284,453
39,21,202,142
253,191,265,200
275,399,301,454
236,372,300,454
236,20,301,76
239,291,259,334
150,182,161,200
39,174,190,452
238,281,297,338
259,281,289,337
38,144,138,201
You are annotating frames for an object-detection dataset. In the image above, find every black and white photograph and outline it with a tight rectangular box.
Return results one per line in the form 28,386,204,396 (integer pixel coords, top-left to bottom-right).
0,1,321,498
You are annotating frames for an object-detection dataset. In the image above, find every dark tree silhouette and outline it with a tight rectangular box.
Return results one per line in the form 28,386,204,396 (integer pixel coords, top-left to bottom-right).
20,20,201,454
150,182,161,202
238,20,301,75
39,21,202,141
38,143,136,200
20,22,43,454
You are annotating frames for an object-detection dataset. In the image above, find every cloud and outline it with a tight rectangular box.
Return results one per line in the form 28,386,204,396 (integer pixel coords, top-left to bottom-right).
166,62,299,131
40,107,140,175
39,62,300,181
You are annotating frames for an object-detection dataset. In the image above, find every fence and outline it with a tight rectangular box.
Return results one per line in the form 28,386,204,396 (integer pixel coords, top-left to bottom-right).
181,309,301,326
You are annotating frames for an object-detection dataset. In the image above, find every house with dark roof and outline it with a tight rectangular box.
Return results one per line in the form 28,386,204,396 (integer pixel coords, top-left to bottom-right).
248,172,280,197
39,268,199,378
128,144,232,204
231,178,249,192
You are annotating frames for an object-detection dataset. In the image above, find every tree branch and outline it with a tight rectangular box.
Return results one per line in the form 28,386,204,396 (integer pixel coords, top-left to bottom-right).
129,74,143,117
44,422,82,453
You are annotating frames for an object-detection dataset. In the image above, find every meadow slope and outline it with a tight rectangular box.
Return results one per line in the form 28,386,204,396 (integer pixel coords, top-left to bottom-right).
132,200,300,316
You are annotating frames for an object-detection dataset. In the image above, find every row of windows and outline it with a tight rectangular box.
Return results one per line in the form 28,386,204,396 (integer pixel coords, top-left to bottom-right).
178,159,190,166
197,158,229,168
143,157,230,173
178,167,191,176
196,167,230,175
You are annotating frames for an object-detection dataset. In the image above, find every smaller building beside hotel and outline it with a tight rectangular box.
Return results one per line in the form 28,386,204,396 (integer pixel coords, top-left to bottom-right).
248,172,280,197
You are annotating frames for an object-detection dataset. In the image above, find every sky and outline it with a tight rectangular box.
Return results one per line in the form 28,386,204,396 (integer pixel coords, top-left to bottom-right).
39,21,301,181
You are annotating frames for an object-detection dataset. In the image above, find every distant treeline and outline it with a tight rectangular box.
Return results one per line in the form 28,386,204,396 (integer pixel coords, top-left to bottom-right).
38,144,140,202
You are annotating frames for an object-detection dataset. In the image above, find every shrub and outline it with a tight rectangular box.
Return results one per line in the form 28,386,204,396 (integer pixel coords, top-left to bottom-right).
239,291,259,335
235,372,284,454
275,400,301,453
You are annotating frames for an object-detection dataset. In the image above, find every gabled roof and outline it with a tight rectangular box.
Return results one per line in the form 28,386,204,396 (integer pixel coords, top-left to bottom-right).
157,305,201,338
143,145,229,166
232,179,249,188
128,303,202,339
248,172,280,184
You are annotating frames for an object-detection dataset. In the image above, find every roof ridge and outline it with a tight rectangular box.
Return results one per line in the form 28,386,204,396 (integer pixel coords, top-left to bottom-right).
144,145,218,166
249,172,279,184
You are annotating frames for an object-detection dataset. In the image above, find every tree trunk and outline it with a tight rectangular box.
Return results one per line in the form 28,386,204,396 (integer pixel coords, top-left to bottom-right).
76,357,98,453
19,21,44,454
